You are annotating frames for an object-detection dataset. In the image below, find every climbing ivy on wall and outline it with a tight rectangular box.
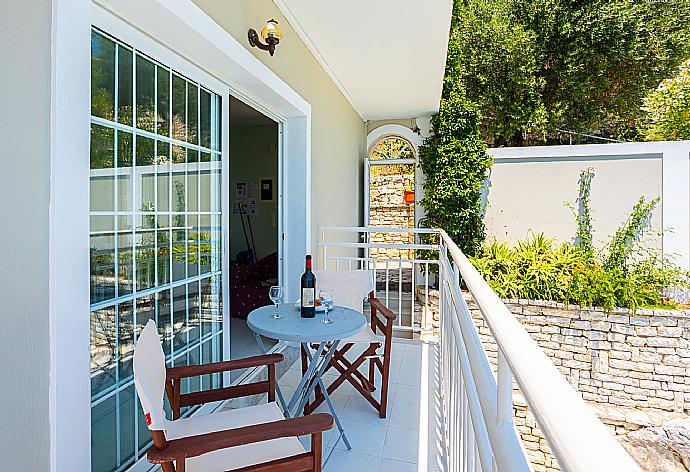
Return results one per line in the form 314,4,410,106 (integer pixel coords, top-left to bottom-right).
418,84,492,256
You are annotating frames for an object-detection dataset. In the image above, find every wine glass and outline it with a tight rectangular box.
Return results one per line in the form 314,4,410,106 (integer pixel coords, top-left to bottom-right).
320,289,335,324
269,286,284,319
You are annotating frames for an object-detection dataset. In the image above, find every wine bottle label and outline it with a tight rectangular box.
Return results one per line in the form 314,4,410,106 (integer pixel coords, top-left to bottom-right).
302,288,315,308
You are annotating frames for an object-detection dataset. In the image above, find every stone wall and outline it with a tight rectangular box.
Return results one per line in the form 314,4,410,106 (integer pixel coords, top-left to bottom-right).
369,173,414,260
466,297,690,472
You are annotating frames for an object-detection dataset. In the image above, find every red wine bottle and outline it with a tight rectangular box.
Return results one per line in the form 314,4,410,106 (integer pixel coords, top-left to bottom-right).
301,255,316,318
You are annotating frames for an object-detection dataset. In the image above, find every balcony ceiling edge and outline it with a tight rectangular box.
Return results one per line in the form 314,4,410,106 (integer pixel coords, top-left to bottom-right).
273,0,452,121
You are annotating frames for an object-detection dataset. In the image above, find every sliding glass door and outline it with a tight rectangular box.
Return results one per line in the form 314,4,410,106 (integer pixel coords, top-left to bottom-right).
89,28,224,472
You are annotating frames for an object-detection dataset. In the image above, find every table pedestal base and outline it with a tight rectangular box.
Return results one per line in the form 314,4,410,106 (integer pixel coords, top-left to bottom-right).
253,334,352,457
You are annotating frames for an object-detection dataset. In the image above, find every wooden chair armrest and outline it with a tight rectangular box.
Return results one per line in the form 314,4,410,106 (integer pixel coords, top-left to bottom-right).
147,413,334,463
166,354,284,380
369,295,396,321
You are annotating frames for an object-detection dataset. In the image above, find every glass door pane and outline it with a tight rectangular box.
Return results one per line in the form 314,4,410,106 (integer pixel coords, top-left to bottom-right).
89,28,224,472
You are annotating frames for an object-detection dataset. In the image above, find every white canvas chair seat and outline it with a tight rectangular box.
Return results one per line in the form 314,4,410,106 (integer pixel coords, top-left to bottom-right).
313,270,382,345
305,270,396,419
166,402,304,472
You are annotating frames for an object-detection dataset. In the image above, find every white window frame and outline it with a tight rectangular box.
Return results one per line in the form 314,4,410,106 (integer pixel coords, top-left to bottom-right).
51,1,313,470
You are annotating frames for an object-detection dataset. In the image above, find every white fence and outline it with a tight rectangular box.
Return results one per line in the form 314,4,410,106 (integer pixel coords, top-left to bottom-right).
320,226,641,472
319,226,440,333
486,141,690,270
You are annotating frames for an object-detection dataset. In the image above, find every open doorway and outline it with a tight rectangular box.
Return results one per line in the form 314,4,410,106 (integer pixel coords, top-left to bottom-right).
228,96,280,366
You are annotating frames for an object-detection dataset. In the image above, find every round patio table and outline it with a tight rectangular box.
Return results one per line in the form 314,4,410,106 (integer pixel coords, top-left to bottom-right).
247,303,366,452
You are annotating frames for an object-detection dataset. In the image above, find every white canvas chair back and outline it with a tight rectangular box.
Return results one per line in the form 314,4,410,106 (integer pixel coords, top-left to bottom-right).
133,320,168,431
313,270,374,313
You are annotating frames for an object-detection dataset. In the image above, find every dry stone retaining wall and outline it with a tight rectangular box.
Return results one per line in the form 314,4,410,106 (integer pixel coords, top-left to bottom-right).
466,296,690,472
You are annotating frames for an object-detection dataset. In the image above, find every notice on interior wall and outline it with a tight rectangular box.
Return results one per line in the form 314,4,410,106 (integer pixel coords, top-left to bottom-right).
260,178,274,202
234,182,258,215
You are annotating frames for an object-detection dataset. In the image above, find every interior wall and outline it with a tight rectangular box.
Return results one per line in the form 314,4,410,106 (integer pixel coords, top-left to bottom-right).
230,124,279,261
192,0,366,255
0,1,52,469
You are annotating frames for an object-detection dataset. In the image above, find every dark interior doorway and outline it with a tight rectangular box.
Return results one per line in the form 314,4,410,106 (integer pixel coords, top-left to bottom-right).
228,96,279,370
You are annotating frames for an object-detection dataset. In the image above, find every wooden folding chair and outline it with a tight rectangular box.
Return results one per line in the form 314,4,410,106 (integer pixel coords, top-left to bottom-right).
302,270,396,419
134,320,333,472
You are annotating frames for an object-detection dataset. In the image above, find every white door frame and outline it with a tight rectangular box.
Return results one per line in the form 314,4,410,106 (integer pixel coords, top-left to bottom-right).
51,1,312,470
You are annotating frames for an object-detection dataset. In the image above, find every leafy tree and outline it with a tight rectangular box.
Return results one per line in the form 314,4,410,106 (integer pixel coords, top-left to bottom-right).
642,59,690,141
418,41,493,255
450,0,690,145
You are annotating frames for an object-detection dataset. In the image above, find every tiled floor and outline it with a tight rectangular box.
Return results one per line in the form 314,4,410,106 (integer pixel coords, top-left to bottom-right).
278,339,446,472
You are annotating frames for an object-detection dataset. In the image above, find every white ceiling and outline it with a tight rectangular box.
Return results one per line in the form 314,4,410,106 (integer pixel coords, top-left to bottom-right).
274,0,453,121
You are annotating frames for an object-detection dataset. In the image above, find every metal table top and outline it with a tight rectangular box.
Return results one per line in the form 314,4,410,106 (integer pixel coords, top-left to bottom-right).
247,304,366,343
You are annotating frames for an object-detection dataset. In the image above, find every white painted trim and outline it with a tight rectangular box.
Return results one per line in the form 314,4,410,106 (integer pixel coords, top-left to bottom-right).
94,0,310,119
366,124,424,228
272,0,365,120
366,124,423,154
50,1,92,471
488,141,690,159
487,141,690,270
662,147,690,269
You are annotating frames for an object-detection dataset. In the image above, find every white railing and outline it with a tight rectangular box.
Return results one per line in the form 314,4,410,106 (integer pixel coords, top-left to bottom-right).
320,226,642,472
319,226,440,332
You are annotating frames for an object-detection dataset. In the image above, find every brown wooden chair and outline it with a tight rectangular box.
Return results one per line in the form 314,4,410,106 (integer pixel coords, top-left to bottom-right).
134,320,333,472
302,270,396,419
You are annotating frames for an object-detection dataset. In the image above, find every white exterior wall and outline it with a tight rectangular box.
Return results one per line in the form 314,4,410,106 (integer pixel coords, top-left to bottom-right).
0,2,53,470
486,142,690,269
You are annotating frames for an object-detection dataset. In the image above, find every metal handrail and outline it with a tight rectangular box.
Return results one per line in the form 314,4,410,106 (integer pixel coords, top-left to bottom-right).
438,229,641,472
319,226,642,472
320,226,440,234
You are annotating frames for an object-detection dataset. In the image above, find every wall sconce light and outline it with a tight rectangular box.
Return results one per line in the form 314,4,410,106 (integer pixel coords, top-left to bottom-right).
248,19,284,56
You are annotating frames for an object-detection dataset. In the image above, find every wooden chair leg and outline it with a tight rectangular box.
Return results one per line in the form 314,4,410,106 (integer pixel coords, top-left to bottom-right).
369,357,375,385
307,345,380,413
312,432,322,471
378,319,395,418
268,363,276,402
152,430,176,472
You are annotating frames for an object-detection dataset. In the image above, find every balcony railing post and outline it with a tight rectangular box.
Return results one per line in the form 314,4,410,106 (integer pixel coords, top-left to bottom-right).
497,349,514,427
318,226,642,472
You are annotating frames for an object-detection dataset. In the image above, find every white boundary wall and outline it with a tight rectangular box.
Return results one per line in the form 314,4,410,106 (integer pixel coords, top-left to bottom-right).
486,141,690,270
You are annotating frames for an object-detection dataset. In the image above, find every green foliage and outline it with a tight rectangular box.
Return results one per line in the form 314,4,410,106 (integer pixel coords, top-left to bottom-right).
604,197,659,274
567,167,595,257
449,0,690,145
471,170,688,310
418,84,493,256
472,233,687,310
642,59,690,141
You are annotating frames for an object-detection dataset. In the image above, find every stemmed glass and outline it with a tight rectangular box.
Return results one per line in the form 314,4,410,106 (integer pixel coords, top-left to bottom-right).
269,286,284,319
319,289,335,324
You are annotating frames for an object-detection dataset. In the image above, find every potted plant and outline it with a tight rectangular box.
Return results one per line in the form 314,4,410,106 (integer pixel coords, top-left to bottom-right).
403,184,415,204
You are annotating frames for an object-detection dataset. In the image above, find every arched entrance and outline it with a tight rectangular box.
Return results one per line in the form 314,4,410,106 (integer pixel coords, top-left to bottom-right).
365,125,423,260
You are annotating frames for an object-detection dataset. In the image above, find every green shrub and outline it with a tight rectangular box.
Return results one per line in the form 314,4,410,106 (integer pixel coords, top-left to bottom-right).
472,233,687,310
418,88,492,257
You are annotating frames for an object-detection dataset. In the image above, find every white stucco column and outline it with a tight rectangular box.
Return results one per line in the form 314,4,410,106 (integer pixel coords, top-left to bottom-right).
662,143,690,270
51,0,93,470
